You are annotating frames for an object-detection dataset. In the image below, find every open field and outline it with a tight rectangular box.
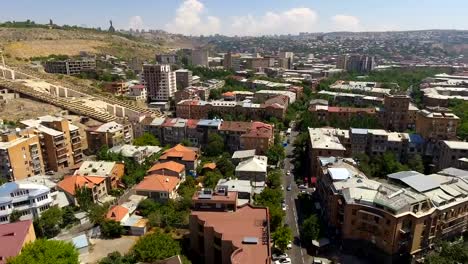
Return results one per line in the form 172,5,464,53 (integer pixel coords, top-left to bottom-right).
0,97,63,121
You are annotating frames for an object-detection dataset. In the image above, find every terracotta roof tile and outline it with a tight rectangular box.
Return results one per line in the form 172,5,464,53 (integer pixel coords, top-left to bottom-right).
106,205,129,222
148,161,185,174
135,174,180,192
160,144,198,162
57,175,105,196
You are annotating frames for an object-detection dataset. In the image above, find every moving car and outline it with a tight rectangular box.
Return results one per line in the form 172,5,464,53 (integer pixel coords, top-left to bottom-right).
298,184,307,189
287,185,292,191
282,203,287,211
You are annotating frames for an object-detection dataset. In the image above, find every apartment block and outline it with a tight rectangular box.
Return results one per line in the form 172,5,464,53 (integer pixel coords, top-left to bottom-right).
415,109,459,140
316,157,468,261
43,59,96,75
191,48,209,67
175,69,193,90
309,105,376,124
223,52,241,71
337,55,376,73
245,57,273,69
0,182,54,224
380,94,411,132
189,187,271,264
0,130,44,181
21,115,83,171
74,161,125,190
433,140,468,170
174,86,209,103
143,64,177,102
308,128,347,176
86,121,133,153
156,53,177,64
176,98,287,121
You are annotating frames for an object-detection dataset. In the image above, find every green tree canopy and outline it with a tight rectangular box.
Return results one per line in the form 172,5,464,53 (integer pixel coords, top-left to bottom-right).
88,203,110,225
204,133,225,157
272,226,293,252
34,206,64,238
301,214,321,243
133,133,160,146
7,239,79,264
101,220,125,238
267,169,282,189
132,232,181,262
9,210,22,223
266,143,286,165
407,154,425,173
203,171,223,189
75,186,93,211
215,154,235,178
425,239,468,264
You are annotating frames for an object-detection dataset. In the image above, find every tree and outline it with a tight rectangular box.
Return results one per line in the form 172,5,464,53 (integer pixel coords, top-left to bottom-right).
9,210,22,223
215,154,235,178
98,251,135,264
272,226,293,252
203,171,223,189
301,214,321,243
266,144,286,165
180,139,193,147
425,239,468,264
133,133,160,146
34,206,64,238
267,170,282,189
88,203,110,225
75,186,93,211
205,133,225,157
132,232,181,262
7,239,79,264
101,220,125,238
61,206,78,228
407,154,425,173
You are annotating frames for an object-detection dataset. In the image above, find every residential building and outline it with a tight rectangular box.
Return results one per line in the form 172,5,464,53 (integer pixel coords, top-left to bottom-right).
175,69,193,90
0,220,36,264
220,121,274,154
16,175,70,208
200,79,225,90
143,64,177,102
235,156,268,186
329,80,392,97
74,161,125,190
222,91,255,102
278,51,294,69
43,59,96,75
134,174,180,201
156,54,177,64
216,179,263,206
106,195,148,236
254,90,296,103
103,81,129,96
223,52,241,71
309,105,376,124
380,94,411,132
108,144,161,164
106,205,129,223
21,115,83,171
191,48,209,67
189,188,270,264
174,86,209,103
0,130,44,181
245,57,272,70
127,84,147,101
176,98,287,121
147,161,186,179
433,141,468,170
159,144,199,172
308,128,347,176
415,109,459,140
337,55,376,73
232,149,256,165
57,175,108,205
0,182,54,224
86,121,133,153
318,90,383,106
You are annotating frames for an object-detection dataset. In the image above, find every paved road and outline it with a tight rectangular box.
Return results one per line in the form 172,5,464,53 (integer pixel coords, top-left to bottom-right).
282,131,313,264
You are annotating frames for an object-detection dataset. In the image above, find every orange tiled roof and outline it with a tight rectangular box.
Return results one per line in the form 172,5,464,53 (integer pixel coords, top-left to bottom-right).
202,162,216,170
160,144,197,162
106,205,129,222
57,175,105,196
148,161,185,174
135,174,180,192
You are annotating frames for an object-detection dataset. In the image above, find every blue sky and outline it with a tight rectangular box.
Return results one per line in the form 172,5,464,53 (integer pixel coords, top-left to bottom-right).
2,0,468,36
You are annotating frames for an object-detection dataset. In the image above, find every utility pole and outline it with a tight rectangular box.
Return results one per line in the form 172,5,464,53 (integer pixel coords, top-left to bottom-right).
0,50,5,79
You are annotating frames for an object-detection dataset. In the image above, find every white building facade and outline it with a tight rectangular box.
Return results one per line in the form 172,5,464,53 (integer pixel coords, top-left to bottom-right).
143,64,176,102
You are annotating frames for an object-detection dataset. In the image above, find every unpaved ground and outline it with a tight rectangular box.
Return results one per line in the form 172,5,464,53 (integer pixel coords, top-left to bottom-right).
0,97,62,121
85,236,138,264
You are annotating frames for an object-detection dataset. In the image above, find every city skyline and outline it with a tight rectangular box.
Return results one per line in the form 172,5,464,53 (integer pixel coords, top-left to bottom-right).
2,0,468,36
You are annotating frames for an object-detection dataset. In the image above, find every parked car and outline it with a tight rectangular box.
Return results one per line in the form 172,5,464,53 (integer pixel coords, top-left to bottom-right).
282,204,287,211
287,241,292,249
287,185,292,191
286,171,291,176
272,253,289,261
298,184,307,189
274,257,291,264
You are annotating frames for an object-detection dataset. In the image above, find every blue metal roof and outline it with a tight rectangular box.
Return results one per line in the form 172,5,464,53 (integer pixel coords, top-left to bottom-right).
72,234,88,249
408,133,424,144
197,119,222,127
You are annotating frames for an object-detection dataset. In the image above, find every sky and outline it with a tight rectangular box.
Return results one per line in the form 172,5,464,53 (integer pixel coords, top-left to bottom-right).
2,0,468,36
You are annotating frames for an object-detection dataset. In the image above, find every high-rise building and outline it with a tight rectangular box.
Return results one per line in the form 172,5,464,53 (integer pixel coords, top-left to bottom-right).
415,109,459,140
175,69,193,90
156,54,177,64
143,64,176,102
279,51,294,69
191,48,209,67
338,55,376,73
223,52,241,71
381,94,410,132
85,121,133,153
0,130,44,181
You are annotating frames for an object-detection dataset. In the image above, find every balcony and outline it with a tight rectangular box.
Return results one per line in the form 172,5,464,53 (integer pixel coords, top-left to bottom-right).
441,220,468,235
57,157,68,164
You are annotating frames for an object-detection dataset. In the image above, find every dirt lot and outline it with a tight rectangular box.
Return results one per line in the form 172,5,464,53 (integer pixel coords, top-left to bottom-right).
84,236,138,264
0,97,63,121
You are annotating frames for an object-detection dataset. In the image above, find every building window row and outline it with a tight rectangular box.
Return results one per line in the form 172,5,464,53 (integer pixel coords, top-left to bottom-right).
10,190,30,197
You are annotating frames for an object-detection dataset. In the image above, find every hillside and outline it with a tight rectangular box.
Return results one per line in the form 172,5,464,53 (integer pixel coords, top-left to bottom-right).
0,27,192,63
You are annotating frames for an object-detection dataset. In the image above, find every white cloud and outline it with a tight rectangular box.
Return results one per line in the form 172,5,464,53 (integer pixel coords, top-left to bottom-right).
165,0,221,36
229,8,318,36
128,15,145,30
331,15,361,32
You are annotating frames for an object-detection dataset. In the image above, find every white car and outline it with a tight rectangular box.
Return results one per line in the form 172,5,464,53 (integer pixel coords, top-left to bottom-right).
282,204,287,211
298,184,307,189
286,171,291,176
272,253,288,261
274,257,292,264
287,242,292,249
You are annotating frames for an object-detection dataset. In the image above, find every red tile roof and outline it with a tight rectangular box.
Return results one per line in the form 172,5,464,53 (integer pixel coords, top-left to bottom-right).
0,220,34,264
57,175,105,196
160,144,198,162
135,174,180,193
106,205,129,222
148,161,185,174
242,122,273,139
202,162,216,170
